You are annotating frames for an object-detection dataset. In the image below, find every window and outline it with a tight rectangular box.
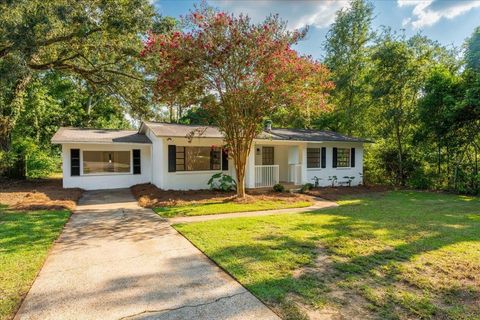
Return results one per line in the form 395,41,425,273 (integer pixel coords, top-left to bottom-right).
262,147,274,165
336,148,351,167
307,148,320,168
83,151,130,174
175,146,221,171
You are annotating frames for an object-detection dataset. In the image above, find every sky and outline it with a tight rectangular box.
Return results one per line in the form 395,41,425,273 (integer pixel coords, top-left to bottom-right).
153,0,480,60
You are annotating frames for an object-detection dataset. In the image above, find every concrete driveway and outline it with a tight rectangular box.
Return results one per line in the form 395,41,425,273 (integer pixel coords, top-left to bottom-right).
15,189,279,320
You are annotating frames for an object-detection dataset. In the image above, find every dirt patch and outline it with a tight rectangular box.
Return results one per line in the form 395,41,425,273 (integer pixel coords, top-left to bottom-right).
305,185,393,201
131,183,314,208
289,245,374,320
0,179,83,211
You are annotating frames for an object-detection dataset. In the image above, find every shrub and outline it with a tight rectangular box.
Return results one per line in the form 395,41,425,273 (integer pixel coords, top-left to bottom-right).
273,183,285,192
300,183,314,193
207,173,237,192
408,168,434,190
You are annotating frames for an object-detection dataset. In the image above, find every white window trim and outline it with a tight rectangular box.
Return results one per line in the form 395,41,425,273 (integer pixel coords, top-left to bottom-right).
80,149,133,176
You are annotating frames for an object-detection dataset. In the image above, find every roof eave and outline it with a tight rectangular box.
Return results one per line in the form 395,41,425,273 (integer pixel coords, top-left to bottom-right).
51,140,152,145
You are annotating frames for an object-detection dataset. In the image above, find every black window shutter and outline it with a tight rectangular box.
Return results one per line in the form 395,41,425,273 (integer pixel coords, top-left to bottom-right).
321,147,326,168
168,145,176,172
332,147,337,168
222,148,229,171
71,149,80,176
351,148,355,167
133,149,141,174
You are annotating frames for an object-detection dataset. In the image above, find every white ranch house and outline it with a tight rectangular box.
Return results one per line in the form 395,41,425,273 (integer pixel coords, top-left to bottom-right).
51,121,369,190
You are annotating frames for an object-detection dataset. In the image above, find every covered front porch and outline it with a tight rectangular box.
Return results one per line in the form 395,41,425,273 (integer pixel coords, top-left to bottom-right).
245,141,308,188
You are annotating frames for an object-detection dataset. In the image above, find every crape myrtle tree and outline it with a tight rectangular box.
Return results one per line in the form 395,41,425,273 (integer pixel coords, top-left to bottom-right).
143,6,333,198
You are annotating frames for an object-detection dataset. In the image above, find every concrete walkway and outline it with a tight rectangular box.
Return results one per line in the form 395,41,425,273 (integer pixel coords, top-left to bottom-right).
15,189,279,320
169,197,338,224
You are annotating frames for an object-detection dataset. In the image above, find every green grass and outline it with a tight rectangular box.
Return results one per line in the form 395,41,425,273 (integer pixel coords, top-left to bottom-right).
175,191,480,319
154,200,312,218
0,205,70,320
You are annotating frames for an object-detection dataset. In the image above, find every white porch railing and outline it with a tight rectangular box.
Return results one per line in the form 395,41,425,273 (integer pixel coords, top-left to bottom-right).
254,165,279,188
288,164,302,185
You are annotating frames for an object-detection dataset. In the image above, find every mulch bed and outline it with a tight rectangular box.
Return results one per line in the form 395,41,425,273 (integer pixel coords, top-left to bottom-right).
305,185,393,201
131,183,315,208
0,178,83,211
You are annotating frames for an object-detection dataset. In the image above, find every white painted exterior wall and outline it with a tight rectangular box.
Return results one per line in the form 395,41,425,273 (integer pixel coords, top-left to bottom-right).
59,130,365,190
305,142,364,187
148,130,234,190
61,143,152,190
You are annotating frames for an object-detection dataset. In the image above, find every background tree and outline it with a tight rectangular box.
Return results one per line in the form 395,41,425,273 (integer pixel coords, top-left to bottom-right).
144,6,333,197
369,32,441,185
0,0,156,154
465,26,480,72
323,0,374,135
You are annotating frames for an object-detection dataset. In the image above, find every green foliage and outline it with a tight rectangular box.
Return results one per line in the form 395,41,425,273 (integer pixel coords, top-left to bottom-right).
273,183,285,193
179,106,216,125
9,138,59,179
207,173,237,192
323,0,374,135
328,176,338,187
300,183,314,193
466,26,480,72
315,0,479,194
0,0,158,170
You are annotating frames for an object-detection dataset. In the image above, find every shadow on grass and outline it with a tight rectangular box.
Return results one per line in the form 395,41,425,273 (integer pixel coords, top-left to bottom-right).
199,191,480,319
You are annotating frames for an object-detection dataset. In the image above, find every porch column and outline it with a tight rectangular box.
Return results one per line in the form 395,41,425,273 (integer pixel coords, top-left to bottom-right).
288,146,299,164
245,144,256,188
299,144,308,184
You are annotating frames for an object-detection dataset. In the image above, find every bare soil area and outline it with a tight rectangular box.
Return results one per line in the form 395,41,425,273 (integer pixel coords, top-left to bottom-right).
0,178,83,211
131,183,315,208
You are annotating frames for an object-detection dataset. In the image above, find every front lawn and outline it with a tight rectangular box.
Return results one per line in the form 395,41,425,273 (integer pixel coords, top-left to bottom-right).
0,206,70,320
175,191,480,319
154,199,312,217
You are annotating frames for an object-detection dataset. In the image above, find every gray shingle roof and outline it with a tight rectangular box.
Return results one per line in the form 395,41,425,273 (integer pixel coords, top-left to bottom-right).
51,127,151,144
258,128,370,142
143,122,369,143
142,121,223,138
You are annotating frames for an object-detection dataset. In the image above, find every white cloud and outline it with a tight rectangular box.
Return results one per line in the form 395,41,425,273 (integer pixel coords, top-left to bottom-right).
398,0,480,29
209,0,350,30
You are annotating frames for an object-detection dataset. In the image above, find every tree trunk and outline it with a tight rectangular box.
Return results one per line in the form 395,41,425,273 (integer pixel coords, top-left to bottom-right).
0,73,32,152
437,142,441,175
394,122,404,186
237,174,246,198
169,102,174,123
233,149,248,198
